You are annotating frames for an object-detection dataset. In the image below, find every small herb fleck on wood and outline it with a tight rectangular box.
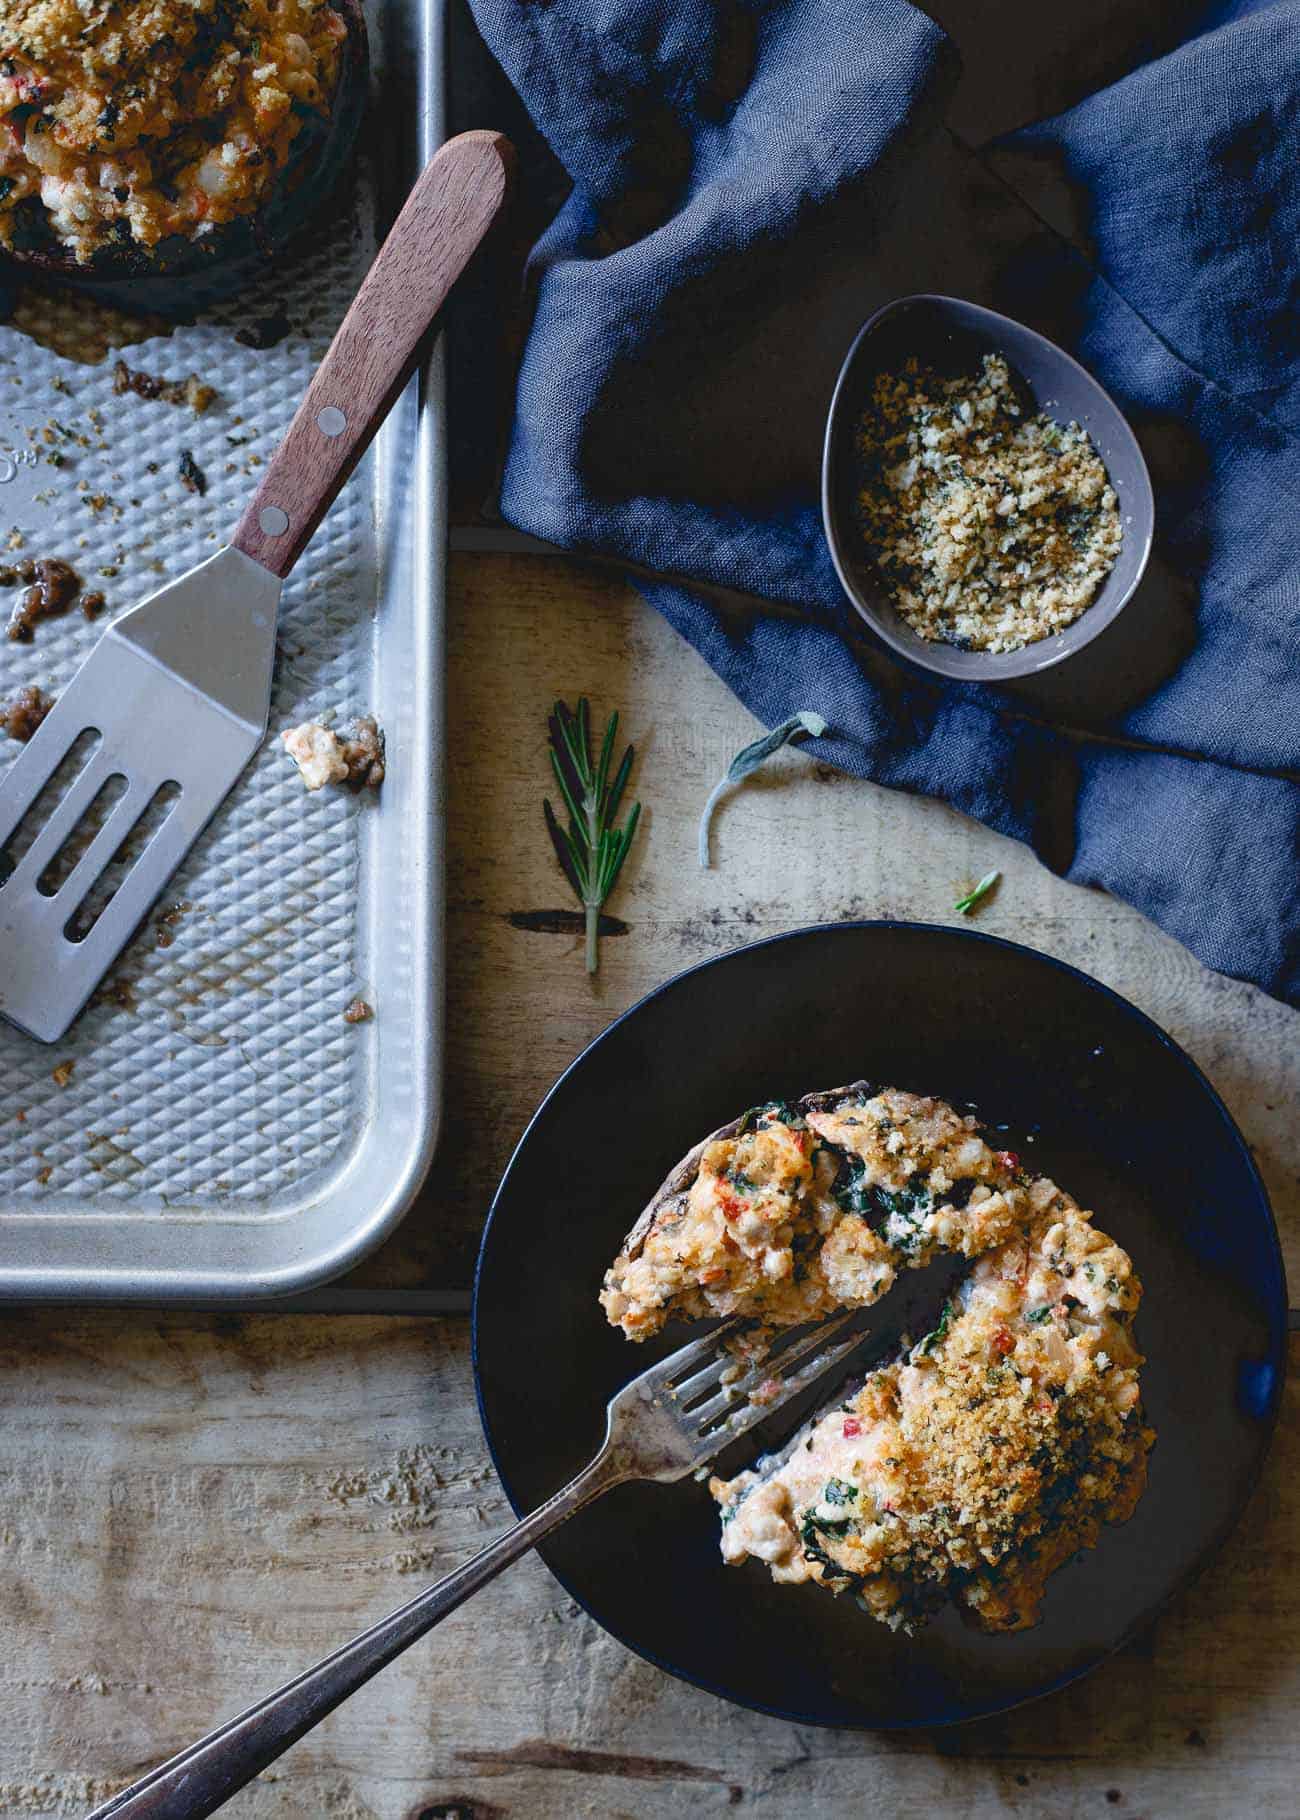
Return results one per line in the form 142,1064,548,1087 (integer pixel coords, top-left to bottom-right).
955,869,1000,916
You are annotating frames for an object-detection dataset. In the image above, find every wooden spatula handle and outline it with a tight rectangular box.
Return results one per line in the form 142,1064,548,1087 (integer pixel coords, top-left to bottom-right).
233,129,513,579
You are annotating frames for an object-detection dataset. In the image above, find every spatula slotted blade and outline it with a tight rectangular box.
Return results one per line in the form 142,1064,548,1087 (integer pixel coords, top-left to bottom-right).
0,548,281,1042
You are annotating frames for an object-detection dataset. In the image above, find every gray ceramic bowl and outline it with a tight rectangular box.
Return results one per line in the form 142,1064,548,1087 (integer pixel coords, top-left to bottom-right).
822,294,1154,682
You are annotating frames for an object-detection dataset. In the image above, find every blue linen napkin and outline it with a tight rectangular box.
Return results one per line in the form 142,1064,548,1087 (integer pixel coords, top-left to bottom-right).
467,0,1300,1007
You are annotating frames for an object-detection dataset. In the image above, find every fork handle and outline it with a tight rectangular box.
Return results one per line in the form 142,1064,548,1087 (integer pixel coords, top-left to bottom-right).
231,128,513,579
85,1449,622,1820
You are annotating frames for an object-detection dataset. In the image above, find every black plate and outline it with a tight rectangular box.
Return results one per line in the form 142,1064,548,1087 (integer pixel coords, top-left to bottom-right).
473,923,1287,1727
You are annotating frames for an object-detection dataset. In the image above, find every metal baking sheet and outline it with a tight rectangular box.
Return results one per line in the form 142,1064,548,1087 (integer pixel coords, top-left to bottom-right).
0,0,445,1300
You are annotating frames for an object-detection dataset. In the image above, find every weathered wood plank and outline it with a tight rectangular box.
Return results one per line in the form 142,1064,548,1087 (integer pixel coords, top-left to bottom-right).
0,1311,1294,1819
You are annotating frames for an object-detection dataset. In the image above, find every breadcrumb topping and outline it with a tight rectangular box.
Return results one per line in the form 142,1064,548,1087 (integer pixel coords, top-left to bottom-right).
857,354,1123,653
0,0,347,262
712,1204,1153,1633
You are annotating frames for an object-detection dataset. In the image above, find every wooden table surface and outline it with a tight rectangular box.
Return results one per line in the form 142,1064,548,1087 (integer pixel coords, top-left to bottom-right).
3,551,1297,1819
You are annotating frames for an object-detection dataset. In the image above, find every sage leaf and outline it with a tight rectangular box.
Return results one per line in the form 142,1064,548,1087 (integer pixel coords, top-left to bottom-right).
698,711,828,868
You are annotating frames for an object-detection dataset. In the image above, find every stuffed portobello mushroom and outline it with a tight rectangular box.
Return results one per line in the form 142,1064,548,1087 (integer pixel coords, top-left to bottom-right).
601,1082,1154,1636
0,0,367,299
600,1083,1079,1340
711,1201,1153,1634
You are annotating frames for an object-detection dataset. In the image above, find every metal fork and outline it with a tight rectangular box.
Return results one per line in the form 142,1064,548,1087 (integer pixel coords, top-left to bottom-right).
86,1308,869,1820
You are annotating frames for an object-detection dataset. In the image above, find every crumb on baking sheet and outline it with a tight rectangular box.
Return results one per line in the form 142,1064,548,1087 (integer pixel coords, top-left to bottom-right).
113,362,217,415
91,974,139,1013
178,449,208,496
282,721,348,791
282,716,385,792
51,1059,74,1087
236,310,293,350
1,683,54,740
154,899,191,949
856,353,1122,653
337,715,385,790
343,997,373,1024
4,556,82,640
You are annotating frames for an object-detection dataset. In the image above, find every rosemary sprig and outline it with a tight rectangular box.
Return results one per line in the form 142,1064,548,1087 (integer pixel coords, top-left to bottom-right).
955,869,1000,916
544,698,642,974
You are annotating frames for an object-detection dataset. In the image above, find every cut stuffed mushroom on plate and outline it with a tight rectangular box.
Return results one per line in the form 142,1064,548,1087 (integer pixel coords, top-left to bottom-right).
710,1204,1153,1634
599,1079,1154,1636
600,1083,1077,1340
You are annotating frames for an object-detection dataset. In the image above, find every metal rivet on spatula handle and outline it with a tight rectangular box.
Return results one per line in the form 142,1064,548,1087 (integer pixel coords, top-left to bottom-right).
316,406,348,438
259,506,290,537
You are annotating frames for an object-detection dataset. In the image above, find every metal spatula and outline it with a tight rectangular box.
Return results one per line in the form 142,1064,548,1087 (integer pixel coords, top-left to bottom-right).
0,129,512,1043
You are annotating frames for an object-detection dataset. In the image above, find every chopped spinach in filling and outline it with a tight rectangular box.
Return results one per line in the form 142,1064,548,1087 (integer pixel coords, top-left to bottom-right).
737,1100,808,1134
832,1156,934,1250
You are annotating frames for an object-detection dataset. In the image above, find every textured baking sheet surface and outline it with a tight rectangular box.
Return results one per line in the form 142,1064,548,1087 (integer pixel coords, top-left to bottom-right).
0,3,440,1272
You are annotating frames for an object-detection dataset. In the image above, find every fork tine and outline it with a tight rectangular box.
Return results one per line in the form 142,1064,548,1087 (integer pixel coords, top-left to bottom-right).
759,1306,863,1382
684,1310,864,1432
649,1318,747,1390
672,1307,855,1415
605,1309,884,1485
770,1327,869,1405
666,1351,746,1406
681,1383,753,1429
692,1349,861,1447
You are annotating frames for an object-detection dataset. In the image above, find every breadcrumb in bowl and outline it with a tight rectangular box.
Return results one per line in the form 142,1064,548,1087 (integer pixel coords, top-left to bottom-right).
858,353,1122,653
822,295,1154,683
0,0,368,307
